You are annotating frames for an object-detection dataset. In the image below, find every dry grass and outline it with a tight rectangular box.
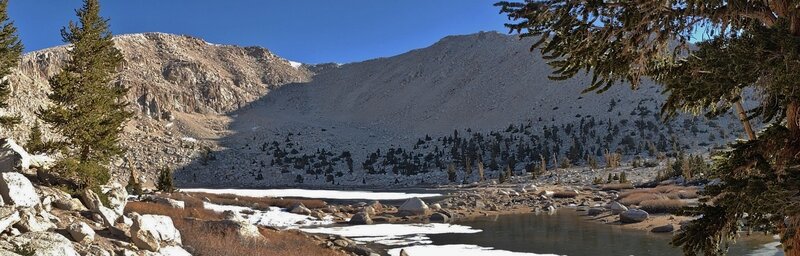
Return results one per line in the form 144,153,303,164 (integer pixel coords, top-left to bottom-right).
618,185,698,209
639,199,687,214
600,183,635,191
552,190,578,198
619,192,667,206
168,192,327,210
125,201,343,256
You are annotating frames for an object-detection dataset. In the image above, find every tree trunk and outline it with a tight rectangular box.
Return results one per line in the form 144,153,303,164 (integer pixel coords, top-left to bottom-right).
734,100,757,140
782,100,800,256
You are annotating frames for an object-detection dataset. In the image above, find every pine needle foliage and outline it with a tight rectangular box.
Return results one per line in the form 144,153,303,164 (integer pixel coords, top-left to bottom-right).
39,0,131,189
0,0,22,129
496,1,800,255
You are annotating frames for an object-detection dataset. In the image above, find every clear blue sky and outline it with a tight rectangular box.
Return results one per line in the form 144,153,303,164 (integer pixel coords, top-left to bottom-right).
9,0,508,64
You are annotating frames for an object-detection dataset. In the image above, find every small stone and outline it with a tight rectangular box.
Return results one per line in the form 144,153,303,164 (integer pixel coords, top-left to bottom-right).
620,209,649,223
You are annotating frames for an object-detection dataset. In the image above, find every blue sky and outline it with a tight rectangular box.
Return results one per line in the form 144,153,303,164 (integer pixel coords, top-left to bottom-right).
9,0,508,64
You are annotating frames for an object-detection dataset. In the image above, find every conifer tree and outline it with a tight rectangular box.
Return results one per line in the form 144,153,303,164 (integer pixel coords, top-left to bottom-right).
156,167,175,193
0,0,22,129
497,2,800,253
39,0,130,189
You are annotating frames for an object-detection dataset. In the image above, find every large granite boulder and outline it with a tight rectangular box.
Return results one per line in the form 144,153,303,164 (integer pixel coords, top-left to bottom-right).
290,203,312,215
0,172,40,207
620,209,649,223
79,189,102,212
398,197,430,216
68,221,95,243
14,208,55,232
0,139,55,174
0,207,20,233
101,182,128,216
130,214,182,252
348,212,373,225
10,231,80,256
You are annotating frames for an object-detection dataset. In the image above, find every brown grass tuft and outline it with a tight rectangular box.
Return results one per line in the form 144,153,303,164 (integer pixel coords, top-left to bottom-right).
639,199,687,214
618,192,667,206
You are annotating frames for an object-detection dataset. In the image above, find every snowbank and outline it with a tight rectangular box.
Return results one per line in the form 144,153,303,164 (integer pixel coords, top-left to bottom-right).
182,188,441,200
202,202,333,228
301,223,480,246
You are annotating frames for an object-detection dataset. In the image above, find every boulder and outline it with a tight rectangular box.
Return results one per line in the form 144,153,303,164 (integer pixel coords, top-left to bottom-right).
369,201,383,213
96,205,119,227
398,197,429,216
10,231,79,256
651,224,675,233
400,249,410,256
68,222,95,243
587,207,606,216
130,214,182,252
362,206,376,216
101,183,128,216
222,210,246,222
290,203,312,215
349,212,373,225
0,172,40,207
430,203,442,211
53,198,87,211
81,245,111,256
204,219,262,240
429,213,449,223
79,189,102,212
620,209,649,223
0,207,20,233
14,208,55,232
159,246,192,256
607,201,628,214
0,139,55,174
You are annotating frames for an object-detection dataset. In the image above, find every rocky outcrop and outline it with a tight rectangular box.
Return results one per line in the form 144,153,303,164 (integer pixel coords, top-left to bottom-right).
398,197,430,216
130,213,182,252
7,32,313,187
68,222,95,243
0,172,40,208
9,231,80,256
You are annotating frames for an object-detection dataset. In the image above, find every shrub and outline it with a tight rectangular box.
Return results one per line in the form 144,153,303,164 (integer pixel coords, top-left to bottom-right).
156,167,175,193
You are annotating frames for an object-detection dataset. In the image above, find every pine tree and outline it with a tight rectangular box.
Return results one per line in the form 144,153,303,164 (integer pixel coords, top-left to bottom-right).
0,0,22,129
39,0,130,189
497,2,800,253
25,122,56,154
447,163,457,183
156,167,175,193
